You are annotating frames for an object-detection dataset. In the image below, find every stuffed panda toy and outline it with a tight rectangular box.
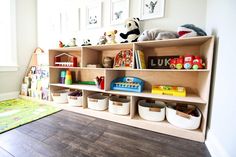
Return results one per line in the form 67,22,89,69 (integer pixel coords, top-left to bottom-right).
120,18,140,43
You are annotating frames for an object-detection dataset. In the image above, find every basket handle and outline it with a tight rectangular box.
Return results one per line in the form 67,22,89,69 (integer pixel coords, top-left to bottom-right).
149,107,161,112
70,96,77,100
89,98,98,102
53,93,60,96
113,102,123,106
176,111,191,119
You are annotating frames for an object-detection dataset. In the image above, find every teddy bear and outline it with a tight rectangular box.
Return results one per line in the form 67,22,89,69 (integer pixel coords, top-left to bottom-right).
137,28,178,41
120,18,140,43
177,24,207,38
104,30,117,45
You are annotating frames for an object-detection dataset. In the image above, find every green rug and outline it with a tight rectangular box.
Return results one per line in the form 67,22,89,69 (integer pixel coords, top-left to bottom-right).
0,98,60,133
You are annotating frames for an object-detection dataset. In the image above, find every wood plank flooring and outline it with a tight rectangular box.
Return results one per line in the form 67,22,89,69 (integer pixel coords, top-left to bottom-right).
0,110,211,157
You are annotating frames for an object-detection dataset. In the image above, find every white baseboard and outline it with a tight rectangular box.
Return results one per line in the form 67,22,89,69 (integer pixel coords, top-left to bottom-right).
0,91,19,101
206,129,231,157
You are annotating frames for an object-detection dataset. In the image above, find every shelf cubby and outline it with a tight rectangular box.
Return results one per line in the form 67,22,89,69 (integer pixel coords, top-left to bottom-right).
81,43,133,68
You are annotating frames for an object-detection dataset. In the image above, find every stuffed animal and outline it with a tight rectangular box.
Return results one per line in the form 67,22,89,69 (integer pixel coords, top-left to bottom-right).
120,18,140,43
81,39,92,46
97,35,107,45
137,28,178,41
104,30,117,45
178,24,207,38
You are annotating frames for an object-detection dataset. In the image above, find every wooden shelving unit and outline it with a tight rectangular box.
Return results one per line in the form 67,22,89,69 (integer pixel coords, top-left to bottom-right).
48,36,215,142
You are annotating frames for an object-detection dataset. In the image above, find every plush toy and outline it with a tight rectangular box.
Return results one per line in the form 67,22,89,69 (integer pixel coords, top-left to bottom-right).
178,24,207,38
81,39,92,46
138,28,178,41
120,18,140,43
104,30,117,45
97,35,107,45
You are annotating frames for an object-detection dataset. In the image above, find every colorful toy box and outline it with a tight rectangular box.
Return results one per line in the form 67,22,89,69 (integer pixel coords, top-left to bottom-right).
152,85,186,97
111,77,144,93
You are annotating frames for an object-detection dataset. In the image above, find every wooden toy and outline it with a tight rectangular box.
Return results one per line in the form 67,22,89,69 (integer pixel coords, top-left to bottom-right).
192,56,205,70
78,81,96,85
65,70,72,85
170,55,205,70
184,55,194,69
114,50,133,68
94,76,105,89
54,53,77,67
110,77,144,93
176,56,184,69
148,56,179,69
169,57,177,69
59,41,64,48
59,70,66,84
152,85,186,97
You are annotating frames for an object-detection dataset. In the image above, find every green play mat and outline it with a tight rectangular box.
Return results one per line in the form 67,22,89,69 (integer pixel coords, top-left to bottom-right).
0,98,60,133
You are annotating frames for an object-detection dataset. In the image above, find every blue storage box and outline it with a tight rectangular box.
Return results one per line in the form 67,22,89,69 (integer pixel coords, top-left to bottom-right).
110,77,144,93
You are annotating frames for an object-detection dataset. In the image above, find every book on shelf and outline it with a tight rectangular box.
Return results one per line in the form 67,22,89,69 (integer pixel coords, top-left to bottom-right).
134,50,140,69
135,50,146,69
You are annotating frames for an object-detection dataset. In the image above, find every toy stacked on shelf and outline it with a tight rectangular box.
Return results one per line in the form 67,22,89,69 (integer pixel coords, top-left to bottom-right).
170,55,205,70
21,48,50,100
54,53,78,67
21,66,50,100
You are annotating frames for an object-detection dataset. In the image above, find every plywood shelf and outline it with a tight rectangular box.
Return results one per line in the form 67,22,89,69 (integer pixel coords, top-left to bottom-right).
82,42,133,51
134,36,212,48
50,83,104,92
50,66,210,72
106,90,206,104
49,66,81,69
49,47,81,51
47,36,214,142
50,83,206,104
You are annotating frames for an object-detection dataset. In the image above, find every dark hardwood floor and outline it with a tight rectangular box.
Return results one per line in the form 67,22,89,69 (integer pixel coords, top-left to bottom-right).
0,110,211,157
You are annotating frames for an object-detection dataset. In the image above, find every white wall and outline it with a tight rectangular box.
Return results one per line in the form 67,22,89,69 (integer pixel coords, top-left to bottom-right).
37,0,207,48
0,0,37,94
205,0,236,157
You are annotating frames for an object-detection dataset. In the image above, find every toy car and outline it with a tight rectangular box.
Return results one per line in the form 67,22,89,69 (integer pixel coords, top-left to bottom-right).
192,56,205,70
184,55,194,69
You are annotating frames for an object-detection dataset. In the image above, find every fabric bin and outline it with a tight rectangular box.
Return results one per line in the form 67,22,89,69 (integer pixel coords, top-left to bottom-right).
166,105,201,130
87,93,108,111
51,90,70,104
68,91,82,107
138,100,166,121
68,96,82,107
108,96,130,115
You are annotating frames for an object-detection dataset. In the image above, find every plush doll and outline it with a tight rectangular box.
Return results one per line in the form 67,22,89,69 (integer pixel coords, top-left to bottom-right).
120,18,140,43
137,28,178,41
97,35,107,45
177,24,207,38
104,30,117,45
81,39,92,46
